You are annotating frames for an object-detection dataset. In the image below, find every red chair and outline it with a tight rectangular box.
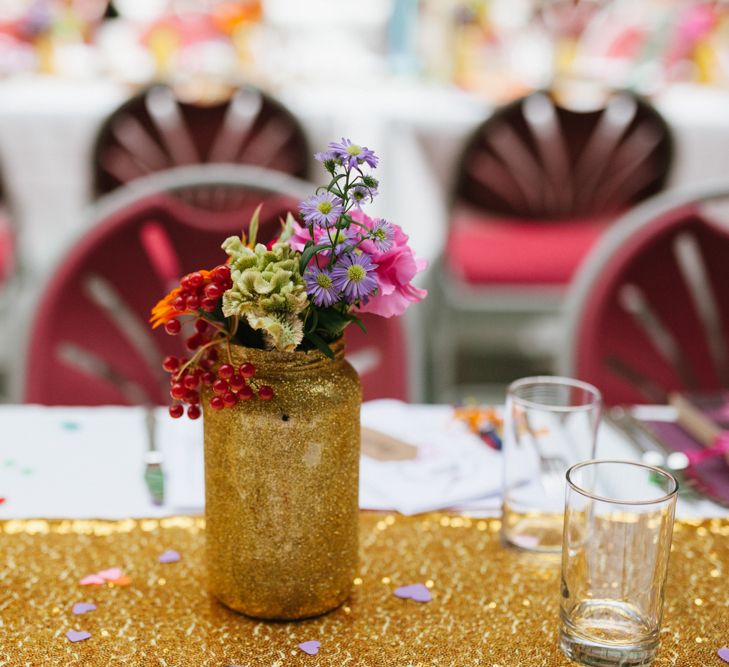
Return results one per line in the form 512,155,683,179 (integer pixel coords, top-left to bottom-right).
24,165,408,405
429,89,673,399
563,183,729,405
25,165,309,405
344,314,409,402
92,83,309,198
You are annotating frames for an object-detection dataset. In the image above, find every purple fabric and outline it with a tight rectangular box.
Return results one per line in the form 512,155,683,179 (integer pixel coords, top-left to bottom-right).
644,420,729,506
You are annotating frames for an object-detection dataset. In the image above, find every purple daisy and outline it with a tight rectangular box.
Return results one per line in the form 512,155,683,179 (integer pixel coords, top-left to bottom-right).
304,266,340,307
349,185,377,208
300,192,344,228
331,227,360,256
331,253,379,303
314,150,336,163
369,219,395,252
328,138,379,170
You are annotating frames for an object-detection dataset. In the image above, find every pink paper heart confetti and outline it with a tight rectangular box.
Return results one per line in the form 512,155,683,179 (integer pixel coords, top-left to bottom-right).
718,647,729,663
298,640,321,655
394,583,432,603
97,568,123,581
66,629,91,643
158,549,181,564
79,574,105,586
72,602,96,615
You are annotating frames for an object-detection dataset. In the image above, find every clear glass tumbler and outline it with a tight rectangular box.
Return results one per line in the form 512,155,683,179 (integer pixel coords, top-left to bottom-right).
560,460,678,667
502,376,602,552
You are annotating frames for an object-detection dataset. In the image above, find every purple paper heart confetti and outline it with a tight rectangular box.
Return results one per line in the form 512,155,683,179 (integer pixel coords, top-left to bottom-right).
79,574,105,586
158,549,181,564
66,629,91,643
72,602,97,615
298,640,321,655
394,583,432,603
718,647,729,663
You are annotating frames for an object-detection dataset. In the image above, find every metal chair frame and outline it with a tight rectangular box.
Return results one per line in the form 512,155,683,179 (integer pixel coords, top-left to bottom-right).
561,178,729,399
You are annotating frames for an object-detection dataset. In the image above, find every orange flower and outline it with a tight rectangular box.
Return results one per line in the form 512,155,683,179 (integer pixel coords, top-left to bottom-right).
150,287,182,328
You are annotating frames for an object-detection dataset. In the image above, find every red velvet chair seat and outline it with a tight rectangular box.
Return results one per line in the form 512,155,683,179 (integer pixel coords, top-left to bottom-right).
445,210,611,285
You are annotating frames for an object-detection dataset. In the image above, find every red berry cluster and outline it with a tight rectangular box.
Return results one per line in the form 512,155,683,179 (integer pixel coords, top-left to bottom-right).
163,265,231,336
161,266,274,420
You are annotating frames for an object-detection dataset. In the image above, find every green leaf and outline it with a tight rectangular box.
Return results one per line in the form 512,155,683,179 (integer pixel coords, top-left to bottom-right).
313,308,354,338
305,308,319,334
304,331,335,359
277,212,296,243
347,313,367,334
299,243,330,273
247,203,263,247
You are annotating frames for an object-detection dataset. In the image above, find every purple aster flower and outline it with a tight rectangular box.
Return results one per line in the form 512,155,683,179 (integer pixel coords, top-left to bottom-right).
314,150,335,163
331,253,379,304
328,138,379,170
331,227,360,256
300,192,344,228
369,220,395,252
349,185,377,208
304,266,340,307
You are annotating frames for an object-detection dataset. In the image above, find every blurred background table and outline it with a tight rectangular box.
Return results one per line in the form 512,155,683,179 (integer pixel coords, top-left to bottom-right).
1,78,729,280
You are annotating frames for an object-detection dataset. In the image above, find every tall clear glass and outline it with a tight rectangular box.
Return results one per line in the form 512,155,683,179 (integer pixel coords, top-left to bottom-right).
560,460,678,666
502,376,602,552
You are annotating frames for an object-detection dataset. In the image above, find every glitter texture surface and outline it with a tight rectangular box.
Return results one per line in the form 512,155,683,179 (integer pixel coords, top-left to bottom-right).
0,514,727,666
203,341,361,619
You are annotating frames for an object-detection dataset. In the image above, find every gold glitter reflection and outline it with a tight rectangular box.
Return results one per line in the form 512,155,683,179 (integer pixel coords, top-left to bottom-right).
0,514,726,666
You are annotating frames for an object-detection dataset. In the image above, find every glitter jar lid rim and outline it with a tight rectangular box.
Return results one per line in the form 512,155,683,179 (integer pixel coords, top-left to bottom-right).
224,337,346,375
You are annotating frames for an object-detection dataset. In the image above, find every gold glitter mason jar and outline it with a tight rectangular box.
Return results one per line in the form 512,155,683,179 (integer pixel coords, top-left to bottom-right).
203,338,361,620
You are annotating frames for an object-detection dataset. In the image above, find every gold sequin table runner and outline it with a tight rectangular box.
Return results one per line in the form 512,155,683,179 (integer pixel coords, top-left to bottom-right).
1,513,727,666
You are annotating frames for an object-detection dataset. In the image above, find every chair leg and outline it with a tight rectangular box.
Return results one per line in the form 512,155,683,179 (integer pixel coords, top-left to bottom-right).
428,303,459,402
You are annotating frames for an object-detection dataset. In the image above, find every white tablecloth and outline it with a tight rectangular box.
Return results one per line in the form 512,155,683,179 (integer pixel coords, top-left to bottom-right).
0,401,724,520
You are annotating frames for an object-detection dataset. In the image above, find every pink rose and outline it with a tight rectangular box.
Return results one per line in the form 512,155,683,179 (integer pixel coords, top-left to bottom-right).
287,218,312,252
350,211,428,318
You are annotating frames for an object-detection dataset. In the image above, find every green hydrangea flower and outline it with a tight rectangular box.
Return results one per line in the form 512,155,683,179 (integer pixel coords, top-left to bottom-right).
221,237,308,352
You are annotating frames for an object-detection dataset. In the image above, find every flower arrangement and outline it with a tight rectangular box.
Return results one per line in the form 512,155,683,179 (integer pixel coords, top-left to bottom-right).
150,139,427,419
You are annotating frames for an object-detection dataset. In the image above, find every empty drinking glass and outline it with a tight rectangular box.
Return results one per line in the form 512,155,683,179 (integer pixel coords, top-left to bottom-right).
502,376,602,552
560,460,678,666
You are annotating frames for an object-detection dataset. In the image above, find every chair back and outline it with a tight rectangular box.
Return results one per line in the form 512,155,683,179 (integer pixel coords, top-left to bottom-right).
345,314,409,402
92,84,309,198
454,90,672,220
25,165,309,405
564,184,729,405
